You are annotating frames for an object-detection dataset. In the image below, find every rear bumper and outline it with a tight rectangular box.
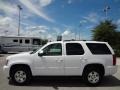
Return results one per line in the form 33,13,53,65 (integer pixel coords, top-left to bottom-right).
3,65,10,78
105,65,118,76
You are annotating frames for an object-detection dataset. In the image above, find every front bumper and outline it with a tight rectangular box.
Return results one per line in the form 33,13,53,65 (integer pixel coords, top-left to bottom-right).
105,65,118,76
3,65,10,78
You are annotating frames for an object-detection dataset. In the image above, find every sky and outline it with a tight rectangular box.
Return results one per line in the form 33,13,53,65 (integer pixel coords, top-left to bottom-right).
0,0,120,41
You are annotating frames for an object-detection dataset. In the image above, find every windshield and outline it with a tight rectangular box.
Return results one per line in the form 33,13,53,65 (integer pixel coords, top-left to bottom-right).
30,47,41,54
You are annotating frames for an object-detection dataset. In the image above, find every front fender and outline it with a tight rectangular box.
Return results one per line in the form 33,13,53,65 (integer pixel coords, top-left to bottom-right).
8,59,33,74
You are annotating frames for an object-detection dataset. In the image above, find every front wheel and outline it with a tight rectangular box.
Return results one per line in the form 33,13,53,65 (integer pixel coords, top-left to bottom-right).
10,67,31,85
83,68,103,86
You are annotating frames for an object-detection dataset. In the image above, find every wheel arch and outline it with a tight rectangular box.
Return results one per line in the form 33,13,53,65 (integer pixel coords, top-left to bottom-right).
9,64,32,77
82,63,105,76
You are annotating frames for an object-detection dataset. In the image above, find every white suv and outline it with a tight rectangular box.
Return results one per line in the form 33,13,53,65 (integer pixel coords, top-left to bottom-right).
3,41,117,86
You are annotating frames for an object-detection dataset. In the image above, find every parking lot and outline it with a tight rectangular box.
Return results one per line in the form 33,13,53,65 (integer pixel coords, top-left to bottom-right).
0,54,120,90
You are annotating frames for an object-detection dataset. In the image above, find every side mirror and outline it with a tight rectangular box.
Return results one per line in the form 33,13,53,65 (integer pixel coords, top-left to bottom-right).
38,50,44,57
33,49,37,52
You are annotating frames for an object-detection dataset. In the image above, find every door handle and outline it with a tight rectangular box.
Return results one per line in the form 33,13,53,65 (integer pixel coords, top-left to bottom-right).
80,58,87,60
56,59,63,62
84,58,87,60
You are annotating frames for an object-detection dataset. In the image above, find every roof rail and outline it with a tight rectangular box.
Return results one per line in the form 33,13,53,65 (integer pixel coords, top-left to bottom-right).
63,39,88,41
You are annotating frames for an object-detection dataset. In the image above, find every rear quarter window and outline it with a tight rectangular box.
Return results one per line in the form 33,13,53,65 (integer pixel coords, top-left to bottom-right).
86,43,111,54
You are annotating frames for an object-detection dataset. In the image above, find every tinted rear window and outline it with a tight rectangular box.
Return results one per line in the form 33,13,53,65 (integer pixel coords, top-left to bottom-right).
86,43,111,54
66,43,84,55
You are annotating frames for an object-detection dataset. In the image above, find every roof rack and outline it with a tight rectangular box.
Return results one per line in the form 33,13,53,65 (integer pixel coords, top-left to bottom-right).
63,39,89,41
63,39,76,41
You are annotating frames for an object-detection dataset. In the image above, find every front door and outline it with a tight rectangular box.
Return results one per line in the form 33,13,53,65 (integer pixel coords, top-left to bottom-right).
34,43,64,75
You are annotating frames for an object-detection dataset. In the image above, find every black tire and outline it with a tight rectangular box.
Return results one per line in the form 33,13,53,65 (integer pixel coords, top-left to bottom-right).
10,66,31,85
83,68,103,86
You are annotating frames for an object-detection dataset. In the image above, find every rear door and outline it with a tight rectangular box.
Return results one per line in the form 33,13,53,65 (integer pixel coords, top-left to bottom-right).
64,42,85,75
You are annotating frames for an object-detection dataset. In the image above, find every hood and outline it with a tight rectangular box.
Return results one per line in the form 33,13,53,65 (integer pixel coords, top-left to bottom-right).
6,52,31,60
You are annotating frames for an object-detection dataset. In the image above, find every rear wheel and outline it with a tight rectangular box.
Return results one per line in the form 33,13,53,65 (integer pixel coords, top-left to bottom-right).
10,67,31,85
83,68,103,86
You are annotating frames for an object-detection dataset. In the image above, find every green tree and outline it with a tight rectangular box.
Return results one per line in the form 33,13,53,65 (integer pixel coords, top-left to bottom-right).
92,20,120,56
42,39,48,45
92,20,117,46
115,32,120,56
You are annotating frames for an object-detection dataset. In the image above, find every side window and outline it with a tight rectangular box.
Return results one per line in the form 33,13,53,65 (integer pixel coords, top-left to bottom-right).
19,39,22,43
42,43,62,56
86,43,111,54
13,39,18,42
0,45,1,50
25,39,30,44
33,39,40,45
66,43,84,55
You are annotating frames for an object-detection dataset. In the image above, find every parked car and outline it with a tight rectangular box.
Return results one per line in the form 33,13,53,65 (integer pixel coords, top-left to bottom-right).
3,40,117,86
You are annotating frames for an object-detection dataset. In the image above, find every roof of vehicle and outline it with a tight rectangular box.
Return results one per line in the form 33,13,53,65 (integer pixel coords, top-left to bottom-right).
53,40,106,43
48,40,108,44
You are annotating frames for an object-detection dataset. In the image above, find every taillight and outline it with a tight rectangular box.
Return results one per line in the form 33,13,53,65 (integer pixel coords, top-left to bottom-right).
113,55,116,65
